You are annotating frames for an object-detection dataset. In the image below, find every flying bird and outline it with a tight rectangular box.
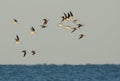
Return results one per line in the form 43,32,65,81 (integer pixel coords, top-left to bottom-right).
79,34,84,39
63,13,69,21
77,24,83,28
71,27,77,33
22,50,27,57
64,13,67,19
69,11,73,19
13,18,18,24
31,50,38,55
30,27,36,35
67,12,71,20
43,19,48,25
61,16,65,22
15,35,21,44
71,24,82,33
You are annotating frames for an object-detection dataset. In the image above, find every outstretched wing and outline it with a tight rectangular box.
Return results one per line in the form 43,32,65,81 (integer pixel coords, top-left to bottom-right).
43,19,48,25
16,35,19,40
70,11,73,17
31,27,35,31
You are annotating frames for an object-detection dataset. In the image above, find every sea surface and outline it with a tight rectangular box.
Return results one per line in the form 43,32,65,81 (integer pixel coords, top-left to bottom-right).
0,64,120,81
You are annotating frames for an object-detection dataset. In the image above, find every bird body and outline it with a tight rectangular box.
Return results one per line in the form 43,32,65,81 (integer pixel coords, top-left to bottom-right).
15,35,21,44
61,16,65,22
13,18,18,24
43,19,48,25
30,27,36,34
67,13,71,20
77,24,83,28
71,27,77,33
31,50,38,55
22,50,27,57
79,34,84,39
69,11,73,19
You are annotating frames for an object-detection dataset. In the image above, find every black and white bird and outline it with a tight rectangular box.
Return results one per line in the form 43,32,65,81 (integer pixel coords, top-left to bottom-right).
77,24,83,28
71,27,77,33
41,19,48,28
15,35,21,44
31,50,38,55
67,12,71,20
61,16,65,22
43,19,48,25
79,34,84,39
30,27,36,35
69,11,73,19
13,18,18,24
64,13,68,20
22,50,27,57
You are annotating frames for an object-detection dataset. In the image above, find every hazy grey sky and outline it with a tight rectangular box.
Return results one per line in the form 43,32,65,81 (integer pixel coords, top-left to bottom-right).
0,0,120,64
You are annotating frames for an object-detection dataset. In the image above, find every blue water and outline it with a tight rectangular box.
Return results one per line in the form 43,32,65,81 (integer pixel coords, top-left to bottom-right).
0,64,120,81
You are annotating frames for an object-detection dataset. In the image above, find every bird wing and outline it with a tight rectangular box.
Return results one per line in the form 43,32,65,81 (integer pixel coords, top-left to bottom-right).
64,13,67,18
32,51,36,55
43,19,48,25
77,24,83,28
71,28,76,33
70,11,73,17
79,34,84,39
67,13,70,19
23,53,26,57
14,19,17,22
61,16,64,22
31,27,35,31
16,35,19,40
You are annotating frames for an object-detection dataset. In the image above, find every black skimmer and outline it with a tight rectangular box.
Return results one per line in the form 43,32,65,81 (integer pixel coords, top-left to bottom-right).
13,18,18,24
22,50,27,57
15,35,21,44
71,27,77,33
43,19,48,25
31,50,38,55
41,19,48,28
71,24,82,33
30,27,36,34
69,11,73,19
79,34,84,39
67,12,71,20
77,24,83,28
61,16,65,22
64,13,69,21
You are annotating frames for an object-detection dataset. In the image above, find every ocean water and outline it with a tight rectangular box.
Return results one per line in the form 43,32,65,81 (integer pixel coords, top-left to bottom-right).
0,64,120,81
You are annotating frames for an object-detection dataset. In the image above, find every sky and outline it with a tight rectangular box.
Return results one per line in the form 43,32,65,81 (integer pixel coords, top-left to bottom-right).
0,0,120,64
